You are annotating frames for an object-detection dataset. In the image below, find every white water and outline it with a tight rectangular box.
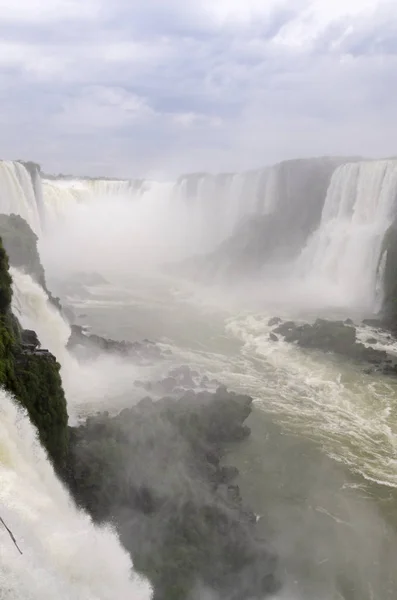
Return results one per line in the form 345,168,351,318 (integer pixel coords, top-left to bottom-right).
10,267,158,420
11,267,71,363
0,161,41,235
297,160,397,311
0,387,151,599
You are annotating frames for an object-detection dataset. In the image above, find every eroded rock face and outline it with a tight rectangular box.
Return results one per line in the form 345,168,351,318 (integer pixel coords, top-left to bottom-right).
67,386,280,600
0,213,62,311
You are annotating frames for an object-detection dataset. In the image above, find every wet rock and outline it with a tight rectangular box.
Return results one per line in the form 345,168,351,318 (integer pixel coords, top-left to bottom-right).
269,333,278,342
275,318,397,374
268,317,282,327
381,364,397,376
277,319,357,353
366,337,378,345
152,377,177,394
273,320,296,336
360,345,388,365
200,375,209,388
362,318,383,329
21,329,40,349
218,465,239,484
67,324,163,362
344,318,354,325
169,365,196,387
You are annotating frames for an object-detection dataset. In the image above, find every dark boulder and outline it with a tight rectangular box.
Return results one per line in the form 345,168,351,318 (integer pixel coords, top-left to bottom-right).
21,329,40,349
362,318,384,329
268,317,282,327
274,318,397,374
275,318,357,353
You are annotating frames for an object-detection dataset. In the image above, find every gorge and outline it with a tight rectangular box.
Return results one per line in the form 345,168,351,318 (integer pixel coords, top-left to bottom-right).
0,156,397,600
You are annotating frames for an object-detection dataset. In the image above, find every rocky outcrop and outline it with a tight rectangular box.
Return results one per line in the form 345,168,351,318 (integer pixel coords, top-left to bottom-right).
66,386,279,600
134,365,221,396
67,324,164,362
272,318,397,375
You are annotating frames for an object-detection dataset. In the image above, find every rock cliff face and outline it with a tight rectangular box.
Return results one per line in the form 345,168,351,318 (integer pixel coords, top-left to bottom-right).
0,213,62,311
0,235,68,470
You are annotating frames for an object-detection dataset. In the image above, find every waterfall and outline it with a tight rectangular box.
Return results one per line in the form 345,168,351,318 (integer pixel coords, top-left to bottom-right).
0,387,151,599
0,157,345,259
171,169,274,252
0,161,42,235
297,160,397,311
9,267,83,409
10,267,71,363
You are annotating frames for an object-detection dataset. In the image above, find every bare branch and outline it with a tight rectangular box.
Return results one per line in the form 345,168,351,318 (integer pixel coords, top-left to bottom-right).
0,516,23,555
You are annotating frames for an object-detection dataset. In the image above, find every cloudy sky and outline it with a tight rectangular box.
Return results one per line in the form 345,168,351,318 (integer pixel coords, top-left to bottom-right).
1,0,396,178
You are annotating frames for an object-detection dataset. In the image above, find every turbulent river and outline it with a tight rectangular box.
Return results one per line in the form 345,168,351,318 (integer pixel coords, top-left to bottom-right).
50,269,397,600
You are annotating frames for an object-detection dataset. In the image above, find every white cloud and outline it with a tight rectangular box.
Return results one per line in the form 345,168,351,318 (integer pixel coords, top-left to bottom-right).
0,0,396,176
0,0,102,22
53,86,154,133
172,112,223,128
199,0,296,26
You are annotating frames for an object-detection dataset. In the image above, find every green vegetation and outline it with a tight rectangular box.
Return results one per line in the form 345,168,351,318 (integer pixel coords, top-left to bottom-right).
0,235,68,470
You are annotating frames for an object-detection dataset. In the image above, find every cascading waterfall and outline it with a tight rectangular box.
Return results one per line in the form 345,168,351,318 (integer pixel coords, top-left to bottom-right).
11,267,71,364
10,267,84,413
0,161,41,235
0,387,151,600
170,169,275,252
296,160,397,311
4,155,397,311
1,157,344,260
